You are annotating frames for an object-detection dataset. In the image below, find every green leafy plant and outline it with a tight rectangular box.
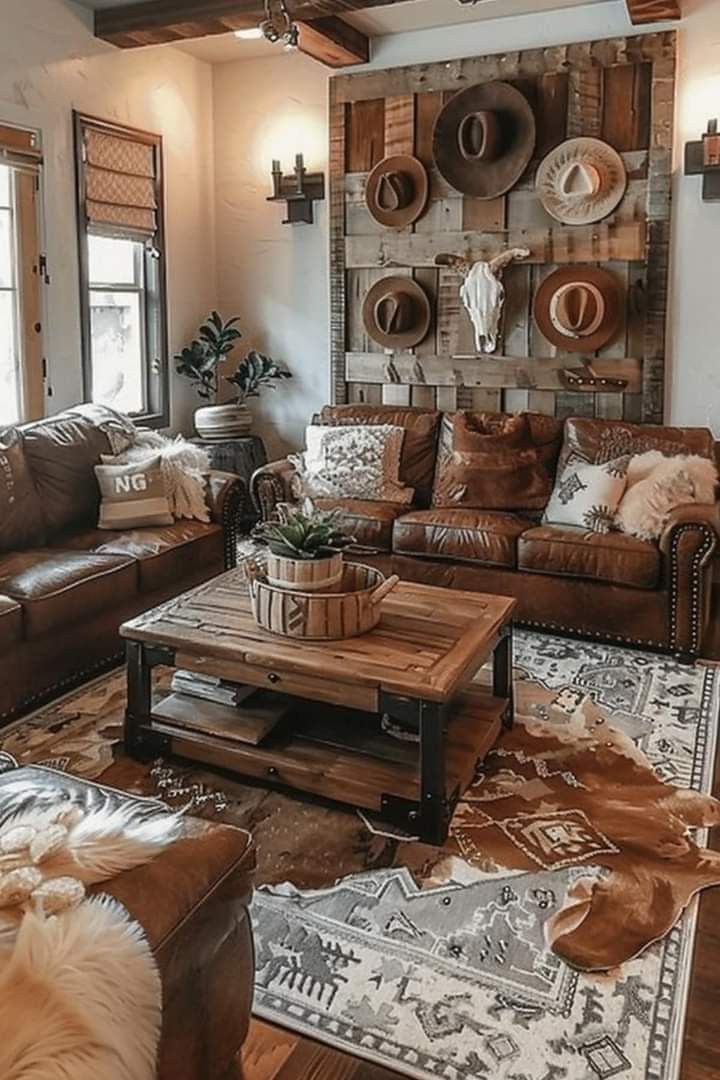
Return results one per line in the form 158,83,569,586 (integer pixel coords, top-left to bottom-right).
253,508,355,561
174,311,292,402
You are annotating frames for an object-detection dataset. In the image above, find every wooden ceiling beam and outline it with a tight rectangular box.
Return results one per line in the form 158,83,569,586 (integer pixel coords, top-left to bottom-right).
298,16,369,67
624,0,681,24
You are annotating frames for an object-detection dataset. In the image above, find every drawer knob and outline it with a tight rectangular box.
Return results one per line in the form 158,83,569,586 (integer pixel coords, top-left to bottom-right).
267,766,278,777
268,672,280,684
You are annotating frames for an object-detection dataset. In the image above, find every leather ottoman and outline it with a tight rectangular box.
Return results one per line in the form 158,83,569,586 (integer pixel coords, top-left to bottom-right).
0,757,256,1080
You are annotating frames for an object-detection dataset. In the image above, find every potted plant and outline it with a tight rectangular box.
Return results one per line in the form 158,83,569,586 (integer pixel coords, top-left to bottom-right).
174,311,292,440
252,506,355,592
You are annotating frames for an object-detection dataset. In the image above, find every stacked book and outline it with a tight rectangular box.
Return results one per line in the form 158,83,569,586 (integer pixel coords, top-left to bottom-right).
161,670,291,746
170,670,256,706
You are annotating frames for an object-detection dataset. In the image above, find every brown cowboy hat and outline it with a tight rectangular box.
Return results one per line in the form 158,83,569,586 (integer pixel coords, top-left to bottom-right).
362,276,432,350
432,80,536,199
533,266,624,354
365,154,429,229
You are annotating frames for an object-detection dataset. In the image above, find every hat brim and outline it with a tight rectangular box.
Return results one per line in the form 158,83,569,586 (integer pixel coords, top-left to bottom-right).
365,155,429,229
536,138,627,226
362,276,432,350
533,266,624,354
432,81,536,199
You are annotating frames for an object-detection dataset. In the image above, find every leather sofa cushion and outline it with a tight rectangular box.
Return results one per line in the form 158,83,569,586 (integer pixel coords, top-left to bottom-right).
0,550,138,637
319,404,440,505
0,596,23,653
393,509,534,568
518,525,660,589
558,417,715,473
432,411,563,511
313,498,407,552
0,428,46,552
21,407,116,535
60,522,225,594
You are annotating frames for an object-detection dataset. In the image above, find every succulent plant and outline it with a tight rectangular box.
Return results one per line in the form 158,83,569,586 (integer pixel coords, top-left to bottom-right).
253,507,355,561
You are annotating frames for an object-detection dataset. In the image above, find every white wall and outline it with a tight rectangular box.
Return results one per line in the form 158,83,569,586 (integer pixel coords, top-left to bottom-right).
211,0,720,452
0,0,216,433
212,52,329,459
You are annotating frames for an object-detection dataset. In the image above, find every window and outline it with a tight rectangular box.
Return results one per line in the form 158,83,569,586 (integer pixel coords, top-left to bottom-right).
0,124,44,426
74,114,168,427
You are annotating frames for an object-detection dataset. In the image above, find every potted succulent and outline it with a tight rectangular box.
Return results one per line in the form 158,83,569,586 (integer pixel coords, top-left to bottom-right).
252,506,355,592
174,311,292,440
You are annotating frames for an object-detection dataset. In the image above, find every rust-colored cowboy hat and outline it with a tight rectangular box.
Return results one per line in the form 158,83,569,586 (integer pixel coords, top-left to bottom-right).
365,154,429,229
432,80,536,199
362,276,432,350
533,267,624,353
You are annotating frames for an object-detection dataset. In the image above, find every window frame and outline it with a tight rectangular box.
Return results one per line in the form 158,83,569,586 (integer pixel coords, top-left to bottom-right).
73,112,169,428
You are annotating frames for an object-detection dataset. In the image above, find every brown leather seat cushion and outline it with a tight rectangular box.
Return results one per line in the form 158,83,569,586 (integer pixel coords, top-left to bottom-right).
313,498,407,552
0,596,23,652
60,522,224,594
319,404,440,505
393,509,534,568
0,550,138,637
518,525,660,589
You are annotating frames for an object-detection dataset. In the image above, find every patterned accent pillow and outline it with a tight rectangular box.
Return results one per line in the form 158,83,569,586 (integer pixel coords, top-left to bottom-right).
95,456,174,529
543,455,630,534
290,424,414,505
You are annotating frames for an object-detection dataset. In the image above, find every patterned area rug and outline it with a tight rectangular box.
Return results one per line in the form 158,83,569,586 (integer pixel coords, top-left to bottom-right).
1,632,718,1080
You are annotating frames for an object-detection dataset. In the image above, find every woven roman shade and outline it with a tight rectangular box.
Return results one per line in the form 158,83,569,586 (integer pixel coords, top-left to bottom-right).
0,124,42,174
78,118,160,239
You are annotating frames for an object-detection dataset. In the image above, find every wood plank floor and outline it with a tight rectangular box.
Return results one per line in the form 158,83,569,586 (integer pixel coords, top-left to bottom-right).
238,720,720,1080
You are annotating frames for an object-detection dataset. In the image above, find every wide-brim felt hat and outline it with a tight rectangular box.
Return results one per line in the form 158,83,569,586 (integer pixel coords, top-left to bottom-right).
432,80,536,199
362,276,432,350
365,154,429,228
533,266,624,354
536,137,627,225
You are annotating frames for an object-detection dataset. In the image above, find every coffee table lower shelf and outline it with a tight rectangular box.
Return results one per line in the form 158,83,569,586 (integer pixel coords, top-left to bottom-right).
126,686,507,843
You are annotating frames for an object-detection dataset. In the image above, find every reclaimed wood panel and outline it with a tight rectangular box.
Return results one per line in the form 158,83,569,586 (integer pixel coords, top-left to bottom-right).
330,32,676,425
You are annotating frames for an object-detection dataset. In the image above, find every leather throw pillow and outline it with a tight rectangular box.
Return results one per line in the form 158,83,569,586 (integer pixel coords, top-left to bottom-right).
290,424,414,505
0,427,46,552
432,412,554,510
95,456,174,530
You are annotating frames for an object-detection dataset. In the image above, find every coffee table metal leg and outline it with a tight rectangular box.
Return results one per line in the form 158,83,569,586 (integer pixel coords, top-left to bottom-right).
493,625,514,729
419,699,450,846
125,641,152,758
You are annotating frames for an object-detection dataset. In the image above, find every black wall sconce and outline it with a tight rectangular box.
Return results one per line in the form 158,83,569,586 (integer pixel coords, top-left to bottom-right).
267,154,325,224
685,119,720,201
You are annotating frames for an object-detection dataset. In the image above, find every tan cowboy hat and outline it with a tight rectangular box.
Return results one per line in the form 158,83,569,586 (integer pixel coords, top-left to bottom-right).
533,267,624,353
432,81,536,199
362,277,432,350
365,155,429,229
536,138,627,225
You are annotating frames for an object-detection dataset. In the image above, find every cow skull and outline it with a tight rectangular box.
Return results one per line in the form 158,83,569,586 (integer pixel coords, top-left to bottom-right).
436,248,530,354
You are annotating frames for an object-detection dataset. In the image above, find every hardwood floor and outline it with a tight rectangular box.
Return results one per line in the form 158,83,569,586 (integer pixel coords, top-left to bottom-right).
240,717,720,1080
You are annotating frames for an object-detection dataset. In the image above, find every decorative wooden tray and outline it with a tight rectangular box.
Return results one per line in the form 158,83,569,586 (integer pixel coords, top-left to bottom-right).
246,561,399,640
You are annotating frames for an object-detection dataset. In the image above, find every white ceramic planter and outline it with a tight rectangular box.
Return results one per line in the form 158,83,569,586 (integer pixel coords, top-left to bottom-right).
194,402,252,440
265,552,344,593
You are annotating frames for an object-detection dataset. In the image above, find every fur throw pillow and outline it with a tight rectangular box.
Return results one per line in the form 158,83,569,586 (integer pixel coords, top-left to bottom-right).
102,431,211,523
616,451,718,541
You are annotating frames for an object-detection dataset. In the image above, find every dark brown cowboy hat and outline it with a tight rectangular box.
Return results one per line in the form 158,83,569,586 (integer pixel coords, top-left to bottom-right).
362,276,432,350
533,266,624,354
365,154,429,229
432,80,536,199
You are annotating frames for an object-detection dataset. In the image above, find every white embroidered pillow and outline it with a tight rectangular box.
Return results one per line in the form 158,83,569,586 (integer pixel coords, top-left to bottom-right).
290,424,413,505
544,456,629,534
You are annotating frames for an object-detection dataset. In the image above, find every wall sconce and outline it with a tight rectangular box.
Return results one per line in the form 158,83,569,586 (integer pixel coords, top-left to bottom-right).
267,154,325,224
685,119,720,200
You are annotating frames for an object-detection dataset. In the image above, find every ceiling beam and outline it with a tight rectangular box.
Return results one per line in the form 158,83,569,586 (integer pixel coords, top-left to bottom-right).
93,0,407,60
624,0,681,24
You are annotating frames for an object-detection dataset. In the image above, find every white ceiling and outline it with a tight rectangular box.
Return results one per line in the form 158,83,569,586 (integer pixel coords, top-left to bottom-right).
75,0,608,64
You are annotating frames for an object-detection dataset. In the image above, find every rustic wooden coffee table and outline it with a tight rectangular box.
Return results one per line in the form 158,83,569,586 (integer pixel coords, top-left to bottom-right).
120,569,516,844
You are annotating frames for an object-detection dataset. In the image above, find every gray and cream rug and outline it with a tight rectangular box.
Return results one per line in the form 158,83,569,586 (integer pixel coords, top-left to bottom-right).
1,632,718,1080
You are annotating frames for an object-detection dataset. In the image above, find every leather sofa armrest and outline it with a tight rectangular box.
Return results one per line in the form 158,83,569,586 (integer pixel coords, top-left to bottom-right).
658,502,720,555
205,470,247,569
250,458,300,522
658,503,719,658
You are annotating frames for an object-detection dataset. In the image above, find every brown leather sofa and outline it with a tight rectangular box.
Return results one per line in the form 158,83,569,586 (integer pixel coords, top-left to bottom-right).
0,404,245,723
0,756,255,1078
251,404,720,660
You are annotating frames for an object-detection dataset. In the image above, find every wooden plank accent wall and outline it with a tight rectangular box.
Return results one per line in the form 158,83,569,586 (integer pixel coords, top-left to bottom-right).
329,31,676,423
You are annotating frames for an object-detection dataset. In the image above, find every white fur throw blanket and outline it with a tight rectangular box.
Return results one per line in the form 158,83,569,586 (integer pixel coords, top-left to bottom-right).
616,450,718,540
104,429,211,523
0,800,181,1080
